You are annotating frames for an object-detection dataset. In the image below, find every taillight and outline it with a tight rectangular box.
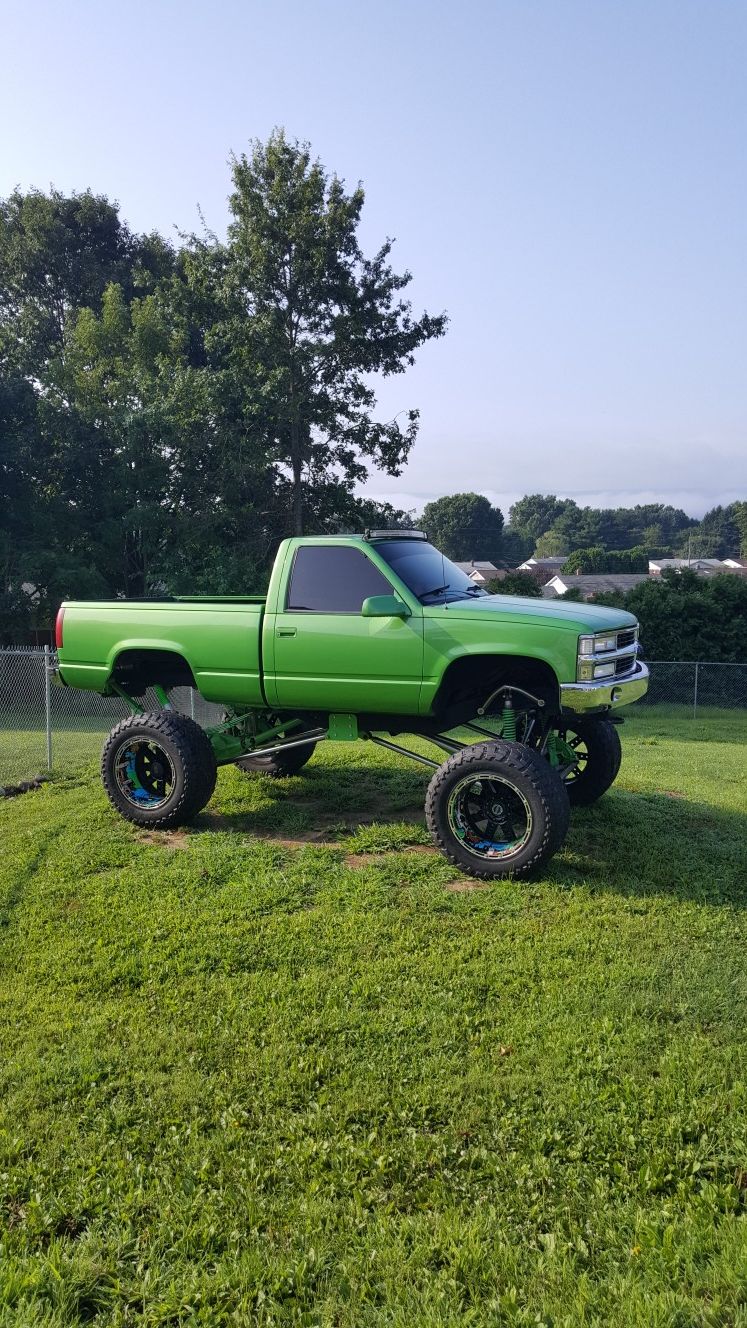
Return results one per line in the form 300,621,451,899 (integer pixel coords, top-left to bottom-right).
55,604,65,650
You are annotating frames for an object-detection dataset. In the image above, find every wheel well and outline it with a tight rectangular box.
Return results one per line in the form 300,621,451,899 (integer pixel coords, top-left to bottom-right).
432,654,561,724
110,649,196,696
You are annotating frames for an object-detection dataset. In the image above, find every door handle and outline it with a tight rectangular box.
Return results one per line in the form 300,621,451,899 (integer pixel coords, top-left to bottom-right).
276,626,297,637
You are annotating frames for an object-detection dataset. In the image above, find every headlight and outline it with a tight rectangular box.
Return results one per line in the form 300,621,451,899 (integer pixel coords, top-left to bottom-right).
578,633,617,655
593,662,616,679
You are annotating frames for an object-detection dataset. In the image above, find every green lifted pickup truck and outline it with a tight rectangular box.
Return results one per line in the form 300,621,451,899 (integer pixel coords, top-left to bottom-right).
56,530,649,878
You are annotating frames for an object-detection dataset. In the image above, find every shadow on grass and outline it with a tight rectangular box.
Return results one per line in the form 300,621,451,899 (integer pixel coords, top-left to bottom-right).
557,789,747,908
193,760,429,842
188,753,747,908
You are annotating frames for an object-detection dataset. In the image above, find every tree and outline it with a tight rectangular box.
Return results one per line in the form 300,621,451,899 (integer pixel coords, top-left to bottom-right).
488,572,542,597
0,187,171,374
520,498,694,558
625,569,747,661
562,546,608,574
562,546,649,574
193,130,446,536
501,526,534,566
733,502,747,557
420,493,504,561
508,495,577,544
533,528,570,558
0,188,175,630
681,504,741,560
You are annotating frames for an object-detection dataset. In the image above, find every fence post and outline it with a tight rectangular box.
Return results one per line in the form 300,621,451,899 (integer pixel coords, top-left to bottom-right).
44,645,53,771
693,660,699,720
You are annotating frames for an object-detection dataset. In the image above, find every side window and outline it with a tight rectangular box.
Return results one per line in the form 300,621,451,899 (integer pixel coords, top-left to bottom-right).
286,546,393,613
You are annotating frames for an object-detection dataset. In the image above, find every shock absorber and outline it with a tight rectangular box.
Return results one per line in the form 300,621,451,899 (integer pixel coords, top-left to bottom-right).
500,691,517,742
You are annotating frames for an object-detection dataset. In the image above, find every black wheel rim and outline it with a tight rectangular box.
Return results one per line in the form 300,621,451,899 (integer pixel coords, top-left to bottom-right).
114,738,175,809
558,729,588,783
447,774,532,860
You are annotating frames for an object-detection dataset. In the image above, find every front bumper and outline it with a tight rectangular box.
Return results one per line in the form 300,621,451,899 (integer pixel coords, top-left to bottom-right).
560,661,649,714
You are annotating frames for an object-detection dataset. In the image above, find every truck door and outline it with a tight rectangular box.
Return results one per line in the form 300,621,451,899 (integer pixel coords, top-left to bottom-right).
266,544,423,714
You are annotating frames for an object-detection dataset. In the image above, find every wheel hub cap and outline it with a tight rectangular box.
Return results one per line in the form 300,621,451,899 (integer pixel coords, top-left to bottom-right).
447,773,532,860
114,739,175,809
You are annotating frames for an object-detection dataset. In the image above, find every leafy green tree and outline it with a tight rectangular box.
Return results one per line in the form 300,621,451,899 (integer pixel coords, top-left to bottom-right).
733,503,747,557
562,546,649,574
533,528,570,558
0,187,171,373
508,495,577,544
680,504,742,559
192,130,446,536
626,569,747,661
420,493,504,561
500,526,534,566
528,500,694,558
0,188,175,631
487,572,542,597
562,546,608,574
550,506,604,551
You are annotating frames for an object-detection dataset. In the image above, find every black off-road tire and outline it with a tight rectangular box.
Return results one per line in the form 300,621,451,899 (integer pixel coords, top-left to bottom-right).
425,740,571,880
101,711,217,828
559,717,622,807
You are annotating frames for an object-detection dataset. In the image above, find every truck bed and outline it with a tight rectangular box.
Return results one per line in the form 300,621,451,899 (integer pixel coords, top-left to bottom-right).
58,597,268,706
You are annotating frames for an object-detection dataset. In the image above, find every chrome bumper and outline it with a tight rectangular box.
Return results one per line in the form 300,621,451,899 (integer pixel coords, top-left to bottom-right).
560,661,649,714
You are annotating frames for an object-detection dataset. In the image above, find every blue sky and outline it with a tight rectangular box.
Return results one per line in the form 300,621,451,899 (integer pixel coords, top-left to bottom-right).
3,0,745,519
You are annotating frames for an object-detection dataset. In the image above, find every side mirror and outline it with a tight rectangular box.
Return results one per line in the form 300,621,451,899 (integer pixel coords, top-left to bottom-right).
361,594,410,619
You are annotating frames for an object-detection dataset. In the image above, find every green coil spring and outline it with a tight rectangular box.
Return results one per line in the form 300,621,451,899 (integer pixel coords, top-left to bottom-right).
500,702,517,742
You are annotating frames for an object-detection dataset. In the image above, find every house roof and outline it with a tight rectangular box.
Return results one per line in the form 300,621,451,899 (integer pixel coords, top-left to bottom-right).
453,561,501,580
649,557,726,570
543,573,650,598
518,556,566,570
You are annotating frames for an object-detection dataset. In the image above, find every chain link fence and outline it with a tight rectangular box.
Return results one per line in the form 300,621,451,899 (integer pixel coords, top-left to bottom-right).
1,649,746,789
0,648,222,789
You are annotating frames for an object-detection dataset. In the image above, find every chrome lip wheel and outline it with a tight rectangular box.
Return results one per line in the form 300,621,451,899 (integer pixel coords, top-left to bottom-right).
113,739,175,809
447,774,533,860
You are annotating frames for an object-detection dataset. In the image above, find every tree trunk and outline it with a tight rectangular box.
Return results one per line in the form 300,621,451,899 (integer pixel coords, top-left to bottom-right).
290,415,303,535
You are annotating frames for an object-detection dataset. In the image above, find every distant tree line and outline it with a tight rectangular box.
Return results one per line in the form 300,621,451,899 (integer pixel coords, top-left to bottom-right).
419,492,747,569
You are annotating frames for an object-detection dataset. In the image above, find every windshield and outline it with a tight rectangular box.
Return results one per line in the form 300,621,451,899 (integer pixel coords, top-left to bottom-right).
373,540,488,603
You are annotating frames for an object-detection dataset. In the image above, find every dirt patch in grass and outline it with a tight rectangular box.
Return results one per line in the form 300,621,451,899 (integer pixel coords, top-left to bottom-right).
137,829,191,850
443,877,493,892
266,832,340,850
344,852,394,868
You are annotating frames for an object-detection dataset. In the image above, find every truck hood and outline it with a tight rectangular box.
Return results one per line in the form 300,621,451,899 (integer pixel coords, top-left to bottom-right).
425,594,638,633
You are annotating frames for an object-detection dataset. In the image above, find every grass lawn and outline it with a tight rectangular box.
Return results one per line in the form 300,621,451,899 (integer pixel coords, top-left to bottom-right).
0,719,111,787
1,713,747,1326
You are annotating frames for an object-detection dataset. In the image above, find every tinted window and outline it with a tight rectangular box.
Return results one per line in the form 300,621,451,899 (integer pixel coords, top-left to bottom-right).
286,546,393,612
374,540,486,602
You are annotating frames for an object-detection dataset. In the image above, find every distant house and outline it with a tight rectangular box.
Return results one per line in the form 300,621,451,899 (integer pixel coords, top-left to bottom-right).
723,558,747,569
517,556,567,573
453,560,503,585
649,557,727,574
543,573,650,600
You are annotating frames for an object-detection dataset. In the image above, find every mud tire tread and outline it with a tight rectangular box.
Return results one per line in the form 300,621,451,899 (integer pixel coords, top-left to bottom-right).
425,740,570,880
562,718,622,806
101,711,217,828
